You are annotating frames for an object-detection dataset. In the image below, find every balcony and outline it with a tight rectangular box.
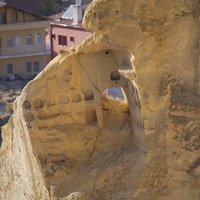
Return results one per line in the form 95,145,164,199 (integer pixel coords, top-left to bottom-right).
0,44,51,58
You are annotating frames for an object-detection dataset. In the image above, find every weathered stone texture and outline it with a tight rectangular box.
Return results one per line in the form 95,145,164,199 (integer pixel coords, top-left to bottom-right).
1,0,200,199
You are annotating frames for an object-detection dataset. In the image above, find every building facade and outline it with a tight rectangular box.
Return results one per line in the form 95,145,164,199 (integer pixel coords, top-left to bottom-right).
4,0,41,15
50,20,91,58
50,1,92,58
0,3,50,77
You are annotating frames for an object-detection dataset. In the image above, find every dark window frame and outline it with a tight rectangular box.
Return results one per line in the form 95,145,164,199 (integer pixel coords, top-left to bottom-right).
26,62,32,72
63,36,67,46
70,36,75,43
7,36,13,47
12,11,18,22
58,35,62,45
7,64,13,74
26,34,32,46
35,33,42,45
34,61,40,72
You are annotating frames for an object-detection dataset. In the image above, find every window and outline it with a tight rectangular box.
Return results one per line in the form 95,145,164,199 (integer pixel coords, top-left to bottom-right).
85,106,97,124
58,35,62,45
85,90,94,100
0,12,5,24
58,35,67,46
26,62,32,72
26,34,32,45
111,71,120,81
51,34,55,39
16,34,22,47
34,61,40,72
12,11,18,22
72,94,81,102
7,36,13,47
35,33,42,45
70,36,75,42
7,64,13,74
63,36,67,46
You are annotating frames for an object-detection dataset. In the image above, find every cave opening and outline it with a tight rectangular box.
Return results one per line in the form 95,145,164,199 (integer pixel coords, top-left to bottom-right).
101,87,130,130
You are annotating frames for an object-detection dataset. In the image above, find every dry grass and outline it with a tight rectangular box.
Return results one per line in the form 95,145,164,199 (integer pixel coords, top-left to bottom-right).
5,104,13,112
0,80,29,134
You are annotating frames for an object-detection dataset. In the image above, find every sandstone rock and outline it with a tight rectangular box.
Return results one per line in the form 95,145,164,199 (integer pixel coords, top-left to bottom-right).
1,0,200,199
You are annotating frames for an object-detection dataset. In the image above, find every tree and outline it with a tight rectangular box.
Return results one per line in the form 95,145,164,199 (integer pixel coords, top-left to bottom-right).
39,0,62,16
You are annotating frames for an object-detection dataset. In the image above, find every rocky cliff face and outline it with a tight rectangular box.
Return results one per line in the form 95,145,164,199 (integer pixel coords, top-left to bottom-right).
1,0,200,199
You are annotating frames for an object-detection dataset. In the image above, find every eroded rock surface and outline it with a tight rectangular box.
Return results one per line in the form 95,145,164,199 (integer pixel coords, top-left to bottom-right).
1,0,200,199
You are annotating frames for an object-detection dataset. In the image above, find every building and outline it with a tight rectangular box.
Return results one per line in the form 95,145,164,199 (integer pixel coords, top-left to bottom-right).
62,0,93,11
50,0,92,58
3,0,92,16
0,2,50,77
4,0,41,15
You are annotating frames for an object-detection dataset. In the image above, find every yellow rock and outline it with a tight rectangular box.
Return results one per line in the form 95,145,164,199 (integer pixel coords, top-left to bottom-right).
1,0,200,199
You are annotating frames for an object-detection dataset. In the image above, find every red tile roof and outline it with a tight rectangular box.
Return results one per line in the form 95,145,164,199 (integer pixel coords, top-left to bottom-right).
4,0,93,15
0,2,49,19
62,0,92,9
51,1,91,21
50,19,85,29
5,0,41,15
0,2,6,7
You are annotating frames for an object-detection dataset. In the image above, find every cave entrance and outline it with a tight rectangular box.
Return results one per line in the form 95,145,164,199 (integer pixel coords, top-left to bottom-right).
85,106,97,124
101,87,130,130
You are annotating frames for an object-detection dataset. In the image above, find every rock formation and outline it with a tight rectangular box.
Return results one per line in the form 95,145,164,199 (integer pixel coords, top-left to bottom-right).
1,0,200,199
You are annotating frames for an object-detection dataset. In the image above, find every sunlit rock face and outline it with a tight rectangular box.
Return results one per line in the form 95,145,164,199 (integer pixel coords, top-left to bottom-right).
1,0,200,199
84,0,200,199
0,33,145,199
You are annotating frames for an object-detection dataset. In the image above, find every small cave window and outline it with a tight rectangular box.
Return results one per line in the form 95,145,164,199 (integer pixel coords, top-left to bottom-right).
34,99,43,110
72,94,81,103
85,106,97,124
38,110,46,120
22,100,31,110
85,90,94,101
59,96,69,104
25,112,35,122
111,71,120,81
47,98,56,106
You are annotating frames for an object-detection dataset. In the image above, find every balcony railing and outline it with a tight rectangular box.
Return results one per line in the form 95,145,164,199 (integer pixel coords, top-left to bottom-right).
0,44,51,58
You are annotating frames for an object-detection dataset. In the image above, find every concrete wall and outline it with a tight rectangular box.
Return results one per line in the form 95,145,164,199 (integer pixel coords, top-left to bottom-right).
0,55,47,76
